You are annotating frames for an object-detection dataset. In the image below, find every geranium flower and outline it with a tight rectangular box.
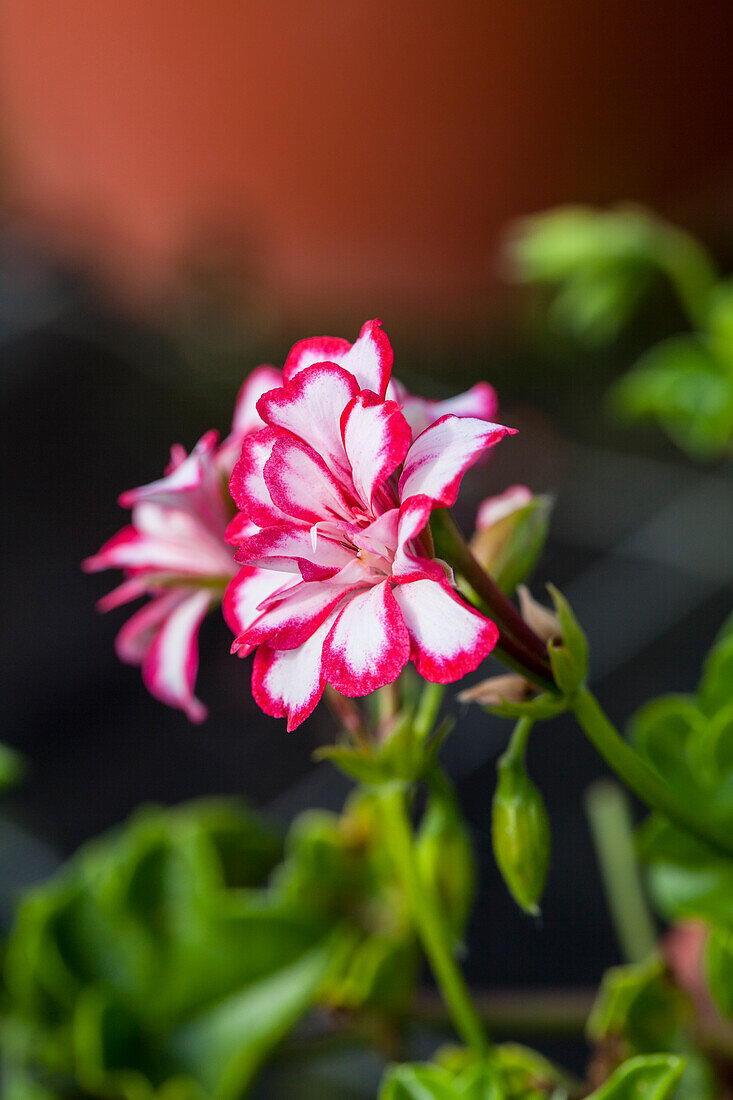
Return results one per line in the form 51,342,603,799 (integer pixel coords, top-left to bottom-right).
227,319,515,730
83,366,281,722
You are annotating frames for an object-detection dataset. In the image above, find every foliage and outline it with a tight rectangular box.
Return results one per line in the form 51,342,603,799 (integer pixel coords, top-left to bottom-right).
0,795,417,1100
508,205,733,458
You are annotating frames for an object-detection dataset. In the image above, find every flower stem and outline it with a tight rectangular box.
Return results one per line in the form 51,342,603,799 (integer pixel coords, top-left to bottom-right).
380,784,489,1054
495,634,557,693
414,681,446,740
430,509,551,670
572,687,733,861
585,780,658,963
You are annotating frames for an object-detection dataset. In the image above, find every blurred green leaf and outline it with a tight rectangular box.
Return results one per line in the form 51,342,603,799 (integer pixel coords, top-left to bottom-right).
586,1055,684,1099
0,744,26,792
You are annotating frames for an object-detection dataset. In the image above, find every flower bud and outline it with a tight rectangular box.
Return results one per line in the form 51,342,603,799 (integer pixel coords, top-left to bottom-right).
417,786,475,940
492,751,550,916
517,585,561,644
457,674,534,708
470,488,552,596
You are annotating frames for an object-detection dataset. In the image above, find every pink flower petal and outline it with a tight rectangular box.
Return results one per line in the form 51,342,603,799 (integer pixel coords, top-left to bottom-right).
283,320,393,398
234,578,357,651
119,430,219,509
234,525,352,580
340,391,411,509
391,497,445,580
256,363,358,478
115,590,182,665
264,435,354,525
224,513,260,546
393,576,499,681
85,506,235,578
322,581,410,695
252,611,341,731
141,588,213,722
223,566,299,655
476,485,533,529
230,427,291,527
399,415,516,509
387,379,499,436
217,364,283,473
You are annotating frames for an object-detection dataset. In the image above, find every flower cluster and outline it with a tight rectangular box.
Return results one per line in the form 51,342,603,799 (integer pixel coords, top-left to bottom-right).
86,320,515,728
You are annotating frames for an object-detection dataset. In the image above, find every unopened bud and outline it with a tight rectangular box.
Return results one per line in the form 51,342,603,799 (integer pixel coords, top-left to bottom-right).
517,585,561,644
417,786,475,940
470,489,552,596
492,751,551,915
458,674,534,707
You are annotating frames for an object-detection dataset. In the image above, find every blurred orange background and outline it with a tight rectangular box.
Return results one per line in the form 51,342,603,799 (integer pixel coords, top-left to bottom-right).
2,0,732,325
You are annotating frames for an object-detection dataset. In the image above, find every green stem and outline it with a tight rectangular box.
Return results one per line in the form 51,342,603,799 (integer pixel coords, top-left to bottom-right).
431,509,552,670
495,635,558,693
572,687,733,861
414,682,446,740
380,785,489,1054
585,780,657,963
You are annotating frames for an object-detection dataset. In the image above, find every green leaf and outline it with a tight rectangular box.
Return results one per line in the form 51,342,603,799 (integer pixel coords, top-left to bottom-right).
611,336,733,459
586,1055,684,1099
0,742,26,791
698,633,733,718
547,585,588,687
170,933,347,1099
379,1061,502,1100
637,817,733,927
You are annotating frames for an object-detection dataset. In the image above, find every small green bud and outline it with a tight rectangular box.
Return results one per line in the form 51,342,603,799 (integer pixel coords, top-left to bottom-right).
492,750,550,916
417,785,475,940
470,487,552,596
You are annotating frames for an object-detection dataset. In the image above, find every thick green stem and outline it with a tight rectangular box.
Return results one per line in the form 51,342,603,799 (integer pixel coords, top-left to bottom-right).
380,785,489,1054
585,780,657,963
431,509,552,671
414,682,446,740
573,687,733,861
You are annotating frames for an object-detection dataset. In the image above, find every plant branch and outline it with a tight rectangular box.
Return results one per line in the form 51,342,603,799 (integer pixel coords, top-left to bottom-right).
573,687,733,861
379,785,489,1055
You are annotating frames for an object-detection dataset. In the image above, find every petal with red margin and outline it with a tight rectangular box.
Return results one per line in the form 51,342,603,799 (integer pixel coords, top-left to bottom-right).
393,576,498,681
141,588,212,722
229,427,291,527
223,566,300,656
264,435,354,524
257,363,358,477
234,578,358,651
217,364,283,473
283,320,393,398
234,525,351,580
252,611,341,731
119,430,219,508
341,391,411,509
114,591,182,665
399,415,516,509
323,581,410,696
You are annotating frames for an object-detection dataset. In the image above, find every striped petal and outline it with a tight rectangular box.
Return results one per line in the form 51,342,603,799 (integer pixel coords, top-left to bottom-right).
256,363,358,477
340,391,411,509
393,576,498,681
252,611,340,731
283,320,393,398
322,581,410,696
234,578,356,651
141,589,213,722
217,364,283,473
263,435,353,524
229,427,291,527
234,525,352,580
399,415,516,509
224,567,299,656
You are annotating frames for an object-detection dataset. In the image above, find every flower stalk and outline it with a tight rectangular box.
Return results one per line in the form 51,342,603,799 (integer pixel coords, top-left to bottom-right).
379,783,490,1055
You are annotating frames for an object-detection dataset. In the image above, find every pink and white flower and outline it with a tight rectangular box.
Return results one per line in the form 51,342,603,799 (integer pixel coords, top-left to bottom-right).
83,366,282,722
227,319,515,730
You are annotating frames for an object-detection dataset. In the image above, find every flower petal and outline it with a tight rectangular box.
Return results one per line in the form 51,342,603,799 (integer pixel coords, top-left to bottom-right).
264,435,354,524
323,581,410,695
391,380,499,436
393,576,498,681
392,496,443,579
340,391,411,509
234,524,352,580
234,578,357,651
229,427,291,527
223,566,299,655
141,589,212,722
115,591,181,665
224,512,260,546
217,365,283,472
252,611,340,731
283,320,393,398
119,430,219,509
476,485,533,529
256,363,358,477
399,415,516,509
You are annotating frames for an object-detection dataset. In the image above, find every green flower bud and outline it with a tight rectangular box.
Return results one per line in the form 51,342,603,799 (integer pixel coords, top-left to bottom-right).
470,488,552,596
417,784,475,940
492,745,550,916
